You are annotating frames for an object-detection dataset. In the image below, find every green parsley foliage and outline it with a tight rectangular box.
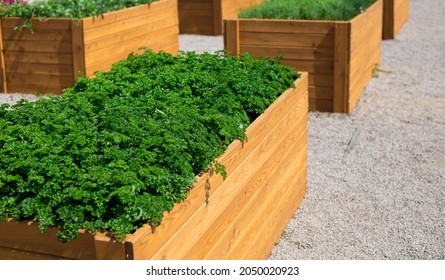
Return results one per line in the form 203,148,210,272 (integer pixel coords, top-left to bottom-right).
239,0,377,21
0,50,300,242
0,0,158,19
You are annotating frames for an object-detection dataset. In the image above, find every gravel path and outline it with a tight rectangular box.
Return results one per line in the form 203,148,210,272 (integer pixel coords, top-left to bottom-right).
182,0,445,260
1,0,443,260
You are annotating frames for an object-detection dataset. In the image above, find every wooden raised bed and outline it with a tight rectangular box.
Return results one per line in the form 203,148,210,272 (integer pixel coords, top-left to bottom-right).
178,0,263,35
0,0,179,94
383,0,409,39
225,0,383,113
0,72,309,260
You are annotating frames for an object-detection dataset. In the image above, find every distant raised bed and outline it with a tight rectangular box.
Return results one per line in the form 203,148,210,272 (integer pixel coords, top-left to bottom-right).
383,0,409,39
0,0,179,94
178,0,263,35
225,0,383,113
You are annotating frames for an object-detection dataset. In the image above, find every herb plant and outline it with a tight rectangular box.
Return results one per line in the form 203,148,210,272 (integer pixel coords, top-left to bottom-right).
0,0,158,19
0,50,300,242
238,0,377,21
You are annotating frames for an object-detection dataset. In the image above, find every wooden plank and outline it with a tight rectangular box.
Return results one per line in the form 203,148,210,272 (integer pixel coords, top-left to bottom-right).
0,246,72,260
0,20,8,93
241,45,334,61
240,32,334,48
2,40,72,53
1,28,72,42
239,19,335,35
93,234,128,260
128,74,308,259
6,84,66,95
4,51,73,65
82,0,177,29
309,98,333,112
383,0,395,39
224,19,240,56
280,59,334,74
393,0,409,37
84,20,177,53
149,74,308,259
213,0,222,35
332,22,350,113
71,20,86,79
308,73,333,87
83,6,178,43
221,0,263,19
1,18,72,30
84,32,178,76
6,72,73,86
178,0,214,34
188,97,307,259
242,160,307,259
6,63,73,77
0,220,97,259
309,86,333,100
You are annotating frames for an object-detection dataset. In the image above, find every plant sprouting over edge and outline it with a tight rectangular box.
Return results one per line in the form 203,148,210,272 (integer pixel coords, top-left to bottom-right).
0,50,300,242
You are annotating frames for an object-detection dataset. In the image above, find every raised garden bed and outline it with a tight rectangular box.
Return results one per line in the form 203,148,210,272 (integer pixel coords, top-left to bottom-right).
0,0,179,94
0,50,308,259
224,0,383,113
178,0,263,35
383,0,409,39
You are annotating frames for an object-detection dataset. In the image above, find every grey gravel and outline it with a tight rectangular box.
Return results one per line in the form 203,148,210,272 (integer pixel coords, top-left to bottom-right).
1,0,443,260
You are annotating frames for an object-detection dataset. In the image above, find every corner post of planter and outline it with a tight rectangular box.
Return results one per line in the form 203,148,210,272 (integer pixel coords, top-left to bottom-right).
70,19,86,82
213,0,223,35
224,19,240,57
0,19,7,93
333,22,351,113
383,0,395,39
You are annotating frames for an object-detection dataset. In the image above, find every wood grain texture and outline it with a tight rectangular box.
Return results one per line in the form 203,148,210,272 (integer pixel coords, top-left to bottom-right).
383,0,409,39
0,220,96,260
0,0,179,94
178,0,263,35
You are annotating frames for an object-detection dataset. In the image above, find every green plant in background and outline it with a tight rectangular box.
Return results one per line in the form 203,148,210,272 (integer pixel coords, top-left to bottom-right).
239,0,377,21
0,50,300,242
0,0,158,19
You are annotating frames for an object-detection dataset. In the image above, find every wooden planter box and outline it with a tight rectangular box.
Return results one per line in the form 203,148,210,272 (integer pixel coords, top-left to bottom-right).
383,0,409,39
178,0,263,35
0,0,179,94
225,0,383,113
0,73,308,260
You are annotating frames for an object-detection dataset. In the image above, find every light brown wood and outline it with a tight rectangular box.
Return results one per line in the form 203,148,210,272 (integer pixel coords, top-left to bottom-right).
129,73,308,259
224,0,383,113
199,104,307,259
0,0,178,94
0,73,308,260
0,220,97,260
224,19,240,56
383,0,409,39
71,20,86,80
333,22,350,113
178,0,263,35
0,20,8,93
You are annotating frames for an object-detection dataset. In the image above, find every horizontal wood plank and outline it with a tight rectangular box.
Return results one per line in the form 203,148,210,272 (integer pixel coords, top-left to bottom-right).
240,45,334,61
239,19,335,35
191,95,307,259
82,0,177,29
0,220,96,259
128,73,308,259
240,32,334,48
